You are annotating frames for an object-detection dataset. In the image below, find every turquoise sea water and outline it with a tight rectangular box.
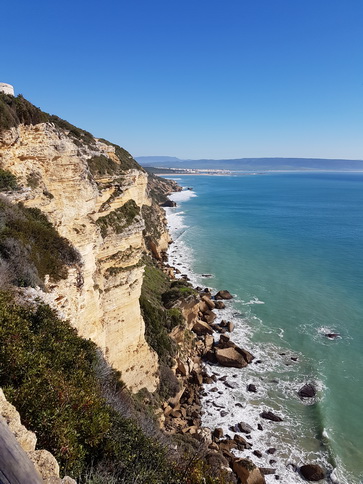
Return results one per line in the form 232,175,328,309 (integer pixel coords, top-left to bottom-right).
166,172,363,483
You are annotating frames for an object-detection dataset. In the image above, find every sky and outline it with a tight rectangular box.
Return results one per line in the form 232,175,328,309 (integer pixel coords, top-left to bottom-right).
2,0,363,159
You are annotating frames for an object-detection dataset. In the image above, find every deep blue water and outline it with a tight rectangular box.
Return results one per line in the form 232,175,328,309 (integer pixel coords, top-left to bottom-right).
167,172,363,483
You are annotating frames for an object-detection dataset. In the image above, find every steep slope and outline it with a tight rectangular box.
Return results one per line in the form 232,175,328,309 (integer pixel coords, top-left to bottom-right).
0,93,172,392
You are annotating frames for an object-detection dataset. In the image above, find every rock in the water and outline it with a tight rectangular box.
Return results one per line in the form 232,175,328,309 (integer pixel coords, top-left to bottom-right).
232,458,266,484
215,347,248,368
247,384,257,393
214,300,226,309
260,411,283,422
260,468,276,475
298,384,316,399
215,290,233,300
238,422,254,434
299,464,326,481
161,199,177,207
325,333,340,339
266,448,276,455
227,321,235,332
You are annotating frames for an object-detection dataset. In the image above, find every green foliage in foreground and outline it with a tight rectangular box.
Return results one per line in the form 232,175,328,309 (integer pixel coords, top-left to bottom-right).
0,292,231,483
0,198,80,287
0,293,174,481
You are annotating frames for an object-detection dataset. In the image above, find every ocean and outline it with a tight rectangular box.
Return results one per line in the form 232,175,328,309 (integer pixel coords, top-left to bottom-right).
164,172,363,484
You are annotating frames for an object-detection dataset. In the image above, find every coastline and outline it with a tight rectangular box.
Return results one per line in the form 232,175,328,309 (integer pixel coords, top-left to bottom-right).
162,187,341,484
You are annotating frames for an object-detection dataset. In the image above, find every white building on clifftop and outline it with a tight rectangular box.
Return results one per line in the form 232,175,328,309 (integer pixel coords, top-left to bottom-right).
0,83,15,96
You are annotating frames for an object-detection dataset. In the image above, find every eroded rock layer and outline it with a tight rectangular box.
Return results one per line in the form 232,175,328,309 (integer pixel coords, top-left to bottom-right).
0,122,166,392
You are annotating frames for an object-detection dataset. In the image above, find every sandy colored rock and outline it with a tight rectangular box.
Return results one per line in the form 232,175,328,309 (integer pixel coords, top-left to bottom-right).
232,458,266,484
192,319,214,335
201,295,216,310
28,450,60,479
215,290,233,300
0,123,159,392
0,389,37,452
215,347,248,368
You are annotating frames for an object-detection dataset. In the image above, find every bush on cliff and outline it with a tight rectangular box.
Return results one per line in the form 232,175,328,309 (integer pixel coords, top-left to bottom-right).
0,169,18,191
96,200,140,238
0,197,80,287
0,293,175,480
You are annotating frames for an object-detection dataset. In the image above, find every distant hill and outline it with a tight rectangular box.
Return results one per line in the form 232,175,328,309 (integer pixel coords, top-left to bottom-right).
135,156,363,172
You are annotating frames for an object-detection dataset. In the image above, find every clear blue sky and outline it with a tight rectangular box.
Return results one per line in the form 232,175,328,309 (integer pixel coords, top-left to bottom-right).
2,0,363,159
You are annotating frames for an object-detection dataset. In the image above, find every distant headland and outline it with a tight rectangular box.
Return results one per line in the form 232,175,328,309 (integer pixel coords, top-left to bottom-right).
136,156,363,172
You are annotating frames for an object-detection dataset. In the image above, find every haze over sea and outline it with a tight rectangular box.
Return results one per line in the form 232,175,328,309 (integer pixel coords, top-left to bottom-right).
165,172,363,483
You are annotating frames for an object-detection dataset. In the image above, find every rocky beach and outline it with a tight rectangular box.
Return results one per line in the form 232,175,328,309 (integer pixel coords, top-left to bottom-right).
161,187,338,484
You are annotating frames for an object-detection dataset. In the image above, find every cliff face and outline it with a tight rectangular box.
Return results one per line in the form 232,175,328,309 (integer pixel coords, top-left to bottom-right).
0,122,172,392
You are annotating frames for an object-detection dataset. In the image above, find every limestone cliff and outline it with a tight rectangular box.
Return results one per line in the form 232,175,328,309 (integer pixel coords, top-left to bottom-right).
0,119,171,392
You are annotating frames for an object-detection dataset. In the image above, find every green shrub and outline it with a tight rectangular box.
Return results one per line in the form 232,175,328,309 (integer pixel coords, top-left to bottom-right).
87,155,119,176
0,198,80,286
96,200,140,238
0,169,17,191
161,286,197,309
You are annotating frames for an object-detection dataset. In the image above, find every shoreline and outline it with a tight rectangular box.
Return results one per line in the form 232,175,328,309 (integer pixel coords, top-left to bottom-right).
162,187,340,484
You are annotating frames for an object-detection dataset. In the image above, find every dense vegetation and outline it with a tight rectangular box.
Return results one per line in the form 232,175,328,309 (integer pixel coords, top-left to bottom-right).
141,257,188,399
96,200,140,238
0,293,175,481
0,168,18,191
0,197,80,287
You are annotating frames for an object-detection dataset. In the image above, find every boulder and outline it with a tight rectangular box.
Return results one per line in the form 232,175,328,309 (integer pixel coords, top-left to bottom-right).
215,290,233,300
204,334,214,352
325,333,340,339
28,450,60,480
247,384,257,393
192,320,214,335
176,358,189,377
215,347,248,368
266,448,276,455
161,200,177,207
202,310,217,324
234,434,252,450
232,458,266,484
238,421,254,434
214,300,226,309
260,411,283,422
298,384,316,399
201,295,215,310
259,468,276,475
212,427,224,440
227,321,235,332
299,464,326,481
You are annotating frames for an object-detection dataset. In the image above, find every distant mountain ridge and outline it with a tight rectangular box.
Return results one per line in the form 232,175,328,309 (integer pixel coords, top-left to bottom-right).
136,156,363,171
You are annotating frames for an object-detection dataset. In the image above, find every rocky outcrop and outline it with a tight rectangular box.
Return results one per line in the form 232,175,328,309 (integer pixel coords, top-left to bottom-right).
0,123,159,392
299,463,326,481
232,458,266,484
298,383,316,399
